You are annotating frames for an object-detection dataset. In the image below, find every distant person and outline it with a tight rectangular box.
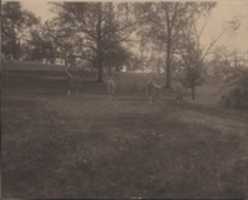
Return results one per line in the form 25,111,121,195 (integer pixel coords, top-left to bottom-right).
174,81,185,104
105,75,116,100
146,74,164,103
65,66,81,95
66,68,73,95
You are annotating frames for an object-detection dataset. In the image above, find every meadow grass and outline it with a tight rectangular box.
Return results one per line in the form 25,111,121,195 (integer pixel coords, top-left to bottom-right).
2,66,248,198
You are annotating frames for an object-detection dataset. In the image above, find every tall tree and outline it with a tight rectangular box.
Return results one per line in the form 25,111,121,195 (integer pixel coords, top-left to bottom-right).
2,1,39,60
135,2,216,88
178,9,240,100
24,23,56,63
52,2,135,82
42,18,84,78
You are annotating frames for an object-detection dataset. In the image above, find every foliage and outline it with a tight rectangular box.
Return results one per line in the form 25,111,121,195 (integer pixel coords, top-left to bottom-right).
51,2,135,81
2,2,39,60
24,24,55,62
134,2,216,88
174,3,239,100
209,48,247,81
178,31,206,99
221,69,248,108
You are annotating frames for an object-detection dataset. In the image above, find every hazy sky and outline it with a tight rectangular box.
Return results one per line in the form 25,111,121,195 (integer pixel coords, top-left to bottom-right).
5,0,248,53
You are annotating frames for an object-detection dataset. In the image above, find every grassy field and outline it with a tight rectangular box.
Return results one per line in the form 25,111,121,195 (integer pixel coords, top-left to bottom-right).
2,70,248,199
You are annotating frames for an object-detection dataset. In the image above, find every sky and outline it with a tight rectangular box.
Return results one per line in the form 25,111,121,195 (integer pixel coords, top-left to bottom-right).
4,0,248,53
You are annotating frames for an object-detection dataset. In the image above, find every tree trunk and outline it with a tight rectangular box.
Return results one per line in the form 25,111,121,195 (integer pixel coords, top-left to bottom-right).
165,33,172,89
65,57,72,95
191,85,196,100
96,3,103,83
97,59,103,82
11,23,19,60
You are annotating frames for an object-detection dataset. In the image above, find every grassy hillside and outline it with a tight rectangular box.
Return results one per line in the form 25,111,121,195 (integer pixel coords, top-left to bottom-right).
2,62,248,198
2,92,248,199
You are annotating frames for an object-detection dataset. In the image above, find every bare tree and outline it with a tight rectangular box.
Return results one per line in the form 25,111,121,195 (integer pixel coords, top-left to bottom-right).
135,2,216,89
179,12,240,100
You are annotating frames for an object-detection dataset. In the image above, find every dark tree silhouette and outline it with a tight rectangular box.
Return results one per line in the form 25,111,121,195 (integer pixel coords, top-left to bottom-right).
52,2,135,82
2,1,39,60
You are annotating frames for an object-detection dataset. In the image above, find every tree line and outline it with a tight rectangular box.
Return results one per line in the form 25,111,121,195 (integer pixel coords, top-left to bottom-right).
2,1,244,100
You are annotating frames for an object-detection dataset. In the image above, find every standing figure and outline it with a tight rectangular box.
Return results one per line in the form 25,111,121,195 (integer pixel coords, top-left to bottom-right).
106,76,116,100
174,81,185,104
146,74,164,103
66,67,73,96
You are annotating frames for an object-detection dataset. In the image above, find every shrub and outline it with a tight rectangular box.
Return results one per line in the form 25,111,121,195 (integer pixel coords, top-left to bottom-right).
221,69,248,109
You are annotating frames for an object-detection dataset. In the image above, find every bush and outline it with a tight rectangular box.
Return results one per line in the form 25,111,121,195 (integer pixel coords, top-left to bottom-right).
221,70,248,109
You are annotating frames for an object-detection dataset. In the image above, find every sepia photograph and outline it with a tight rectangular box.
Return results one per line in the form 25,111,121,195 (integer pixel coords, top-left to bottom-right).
1,0,248,199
